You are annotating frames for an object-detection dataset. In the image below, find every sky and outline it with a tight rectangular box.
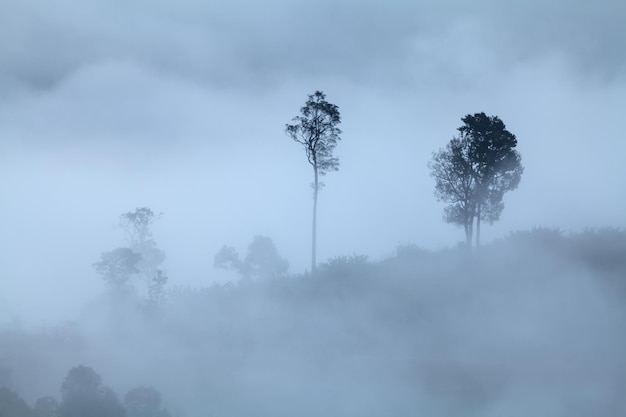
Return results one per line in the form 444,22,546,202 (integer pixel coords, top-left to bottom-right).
1,0,625,324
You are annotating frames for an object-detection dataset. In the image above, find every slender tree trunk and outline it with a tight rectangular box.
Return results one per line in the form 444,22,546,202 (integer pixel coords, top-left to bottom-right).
311,166,318,274
476,202,481,248
464,222,472,247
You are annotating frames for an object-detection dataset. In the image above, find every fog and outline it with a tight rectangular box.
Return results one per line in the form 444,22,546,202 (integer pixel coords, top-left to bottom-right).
2,235,626,416
1,0,625,415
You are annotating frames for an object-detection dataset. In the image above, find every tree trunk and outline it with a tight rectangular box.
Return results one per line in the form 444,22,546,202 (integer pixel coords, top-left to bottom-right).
476,202,481,248
311,166,318,274
464,221,472,247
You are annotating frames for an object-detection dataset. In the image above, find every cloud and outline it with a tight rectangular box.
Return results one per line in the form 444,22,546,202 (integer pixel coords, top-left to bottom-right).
2,0,623,94
0,0,625,325
0,61,229,148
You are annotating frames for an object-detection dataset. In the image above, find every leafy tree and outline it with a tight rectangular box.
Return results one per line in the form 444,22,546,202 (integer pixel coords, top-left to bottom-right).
60,365,102,400
33,397,58,417
58,366,125,417
0,387,33,417
214,245,242,273
93,208,167,306
119,208,167,306
429,136,477,246
215,235,288,280
93,248,141,289
286,91,342,273
244,235,289,280
429,112,523,246
124,386,171,417
119,208,159,247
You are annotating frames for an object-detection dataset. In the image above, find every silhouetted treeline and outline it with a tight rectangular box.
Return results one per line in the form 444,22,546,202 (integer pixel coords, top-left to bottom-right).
0,365,170,417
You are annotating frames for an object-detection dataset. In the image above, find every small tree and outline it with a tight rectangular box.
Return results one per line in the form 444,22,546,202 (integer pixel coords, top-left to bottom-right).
93,248,141,289
0,387,33,417
429,113,523,247
214,245,242,274
61,366,103,400
119,209,166,276
118,207,167,306
215,235,288,281
286,91,342,273
59,366,125,417
33,396,59,417
429,136,477,246
124,386,171,417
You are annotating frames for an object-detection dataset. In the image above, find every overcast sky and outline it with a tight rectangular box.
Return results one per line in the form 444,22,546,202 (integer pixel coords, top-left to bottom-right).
1,0,625,324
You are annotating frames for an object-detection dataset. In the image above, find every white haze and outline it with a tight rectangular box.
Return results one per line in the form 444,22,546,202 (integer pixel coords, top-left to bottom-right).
0,1,625,414
3,240,626,416
1,0,624,324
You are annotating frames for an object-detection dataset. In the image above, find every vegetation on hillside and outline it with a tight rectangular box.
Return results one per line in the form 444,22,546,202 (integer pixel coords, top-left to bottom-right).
1,228,625,416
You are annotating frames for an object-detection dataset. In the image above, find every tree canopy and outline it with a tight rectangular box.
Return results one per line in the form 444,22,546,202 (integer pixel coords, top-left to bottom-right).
215,235,288,280
429,112,523,246
286,90,342,273
93,247,141,289
94,207,167,308
124,386,171,417
59,366,125,417
286,91,342,177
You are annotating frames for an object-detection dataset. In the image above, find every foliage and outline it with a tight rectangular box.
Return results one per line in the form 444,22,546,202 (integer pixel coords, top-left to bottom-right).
392,243,430,261
215,236,288,280
286,90,342,273
124,386,170,417
429,136,477,245
318,254,369,277
119,208,167,306
243,235,289,279
285,91,342,178
33,397,58,417
429,112,523,246
59,366,125,417
505,227,564,248
94,208,167,308
5,228,626,416
0,387,33,417
93,248,141,288
214,245,242,272
147,270,168,310
119,208,160,249
60,366,102,400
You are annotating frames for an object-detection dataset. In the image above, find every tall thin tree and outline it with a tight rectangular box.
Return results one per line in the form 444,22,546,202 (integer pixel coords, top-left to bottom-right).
286,91,342,273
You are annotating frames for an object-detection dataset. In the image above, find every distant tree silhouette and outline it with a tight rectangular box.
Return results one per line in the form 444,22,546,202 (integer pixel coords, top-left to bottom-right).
286,91,342,273
244,235,289,279
124,386,171,417
0,386,33,417
119,208,167,307
59,366,125,417
215,235,288,280
93,248,141,289
214,245,242,273
33,396,58,417
429,113,523,246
